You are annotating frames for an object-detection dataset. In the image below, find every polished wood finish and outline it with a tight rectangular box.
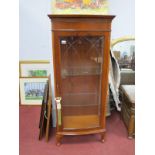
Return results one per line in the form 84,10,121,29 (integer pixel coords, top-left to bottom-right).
48,14,115,145
120,85,135,139
38,76,52,142
63,115,100,129
38,83,48,140
45,76,52,142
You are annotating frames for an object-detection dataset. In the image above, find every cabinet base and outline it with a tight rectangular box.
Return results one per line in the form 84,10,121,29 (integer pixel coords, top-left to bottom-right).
56,129,106,145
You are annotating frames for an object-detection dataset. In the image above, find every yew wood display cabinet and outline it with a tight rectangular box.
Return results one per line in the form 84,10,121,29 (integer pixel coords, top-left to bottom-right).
48,15,115,145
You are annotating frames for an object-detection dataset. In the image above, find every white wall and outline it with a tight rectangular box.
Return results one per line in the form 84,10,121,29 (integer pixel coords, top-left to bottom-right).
109,0,135,39
19,0,51,60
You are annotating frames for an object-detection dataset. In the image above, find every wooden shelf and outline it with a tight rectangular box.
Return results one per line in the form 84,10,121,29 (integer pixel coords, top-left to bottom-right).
63,115,100,130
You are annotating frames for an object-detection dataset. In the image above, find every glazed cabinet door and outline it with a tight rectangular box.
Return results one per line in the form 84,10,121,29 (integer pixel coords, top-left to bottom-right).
55,32,107,131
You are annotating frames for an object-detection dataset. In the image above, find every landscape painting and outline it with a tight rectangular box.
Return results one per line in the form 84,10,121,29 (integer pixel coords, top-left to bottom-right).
51,0,109,14
19,61,50,77
24,82,46,100
28,70,48,77
20,78,48,105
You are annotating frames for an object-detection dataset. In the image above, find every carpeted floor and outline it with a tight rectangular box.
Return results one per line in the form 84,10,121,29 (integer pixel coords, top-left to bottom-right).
19,106,135,155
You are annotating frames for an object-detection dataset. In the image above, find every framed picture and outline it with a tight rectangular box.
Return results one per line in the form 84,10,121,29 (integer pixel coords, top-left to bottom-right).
19,60,50,77
20,77,48,105
51,0,109,15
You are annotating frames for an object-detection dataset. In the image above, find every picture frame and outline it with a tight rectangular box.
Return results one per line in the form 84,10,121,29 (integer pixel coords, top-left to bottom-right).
19,77,48,105
51,0,109,15
19,60,50,77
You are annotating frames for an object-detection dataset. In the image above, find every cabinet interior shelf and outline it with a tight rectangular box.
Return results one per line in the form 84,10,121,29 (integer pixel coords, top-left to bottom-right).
63,104,99,107
63,115,100,130
62,92,100,107
61,67,101,77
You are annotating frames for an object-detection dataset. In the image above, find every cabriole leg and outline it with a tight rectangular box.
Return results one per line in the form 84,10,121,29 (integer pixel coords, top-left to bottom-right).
101,132,105,143
56,134,63,146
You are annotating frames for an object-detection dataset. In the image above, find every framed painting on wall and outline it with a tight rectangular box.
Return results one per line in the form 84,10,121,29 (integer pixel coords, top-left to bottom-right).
19,60,50,77
51,0,109,15
19,77,48,105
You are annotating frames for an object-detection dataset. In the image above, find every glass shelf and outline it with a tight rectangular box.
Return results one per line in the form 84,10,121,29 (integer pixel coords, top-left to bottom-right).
62,92,99,106
61,66,101,77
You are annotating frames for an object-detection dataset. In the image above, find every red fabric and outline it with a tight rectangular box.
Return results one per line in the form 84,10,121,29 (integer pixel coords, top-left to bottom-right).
20,106,135,155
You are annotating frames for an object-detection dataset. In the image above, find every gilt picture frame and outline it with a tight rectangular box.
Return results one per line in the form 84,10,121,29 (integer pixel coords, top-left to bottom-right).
19,60,50,77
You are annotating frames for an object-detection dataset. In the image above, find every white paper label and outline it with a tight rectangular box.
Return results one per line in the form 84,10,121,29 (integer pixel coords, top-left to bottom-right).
57,103,61,110
61,40,67,44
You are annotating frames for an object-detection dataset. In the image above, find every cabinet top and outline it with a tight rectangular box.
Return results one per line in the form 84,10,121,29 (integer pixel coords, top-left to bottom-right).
48,14,115,20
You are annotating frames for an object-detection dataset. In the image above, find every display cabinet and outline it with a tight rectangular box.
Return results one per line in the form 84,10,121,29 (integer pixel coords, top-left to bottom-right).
48,15,115,145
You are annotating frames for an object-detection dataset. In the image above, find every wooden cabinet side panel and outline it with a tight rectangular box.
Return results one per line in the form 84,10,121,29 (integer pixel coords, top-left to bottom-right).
100,31,111,128
52,32,61,97
52,32,62,132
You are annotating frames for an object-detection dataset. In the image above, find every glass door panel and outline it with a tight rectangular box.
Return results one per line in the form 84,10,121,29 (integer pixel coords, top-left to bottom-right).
60,36,104,130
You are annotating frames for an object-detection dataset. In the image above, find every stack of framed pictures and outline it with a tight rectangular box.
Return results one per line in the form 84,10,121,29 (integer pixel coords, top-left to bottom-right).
19,60,50,105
